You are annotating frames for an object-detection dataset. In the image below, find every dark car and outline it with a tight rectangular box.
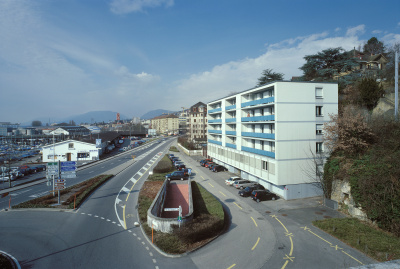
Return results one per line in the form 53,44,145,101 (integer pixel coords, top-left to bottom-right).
212,165,227,172
168,154,175,159
238,185,265,197
176,164,186,171
165,171,189,181
208,163,218,170
251,190,278,202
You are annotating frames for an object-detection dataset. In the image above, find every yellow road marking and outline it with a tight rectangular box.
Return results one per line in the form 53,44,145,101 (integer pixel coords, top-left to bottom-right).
201,175,205,179
123,205,127,229
219,191,226,197
227,264,236,269
252,237,260,250
341,250,364,265
308,230,332,245
289,236,294,256
233,202,242,210
283,254,295,262
281,260,289,269
331,245,343,251
274,216,289,233
208,183,214,187
251,216,258,227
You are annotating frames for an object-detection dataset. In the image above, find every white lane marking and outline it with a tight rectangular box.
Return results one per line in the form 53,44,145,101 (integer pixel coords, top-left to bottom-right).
89,171,94,173
137,171,143,176
116,198,122,204
122,187,130,194
152,259,156,264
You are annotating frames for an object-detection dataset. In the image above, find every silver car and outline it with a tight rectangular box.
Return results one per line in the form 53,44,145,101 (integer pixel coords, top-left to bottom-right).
233,180,255,189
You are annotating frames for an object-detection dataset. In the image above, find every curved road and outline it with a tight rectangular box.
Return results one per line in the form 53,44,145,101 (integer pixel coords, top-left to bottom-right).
0,138,375,269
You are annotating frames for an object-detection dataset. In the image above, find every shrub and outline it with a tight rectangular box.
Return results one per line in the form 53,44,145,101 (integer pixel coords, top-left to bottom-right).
153,155,174,173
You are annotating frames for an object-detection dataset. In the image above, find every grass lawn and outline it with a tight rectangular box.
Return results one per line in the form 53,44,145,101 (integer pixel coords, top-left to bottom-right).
313,218,400,262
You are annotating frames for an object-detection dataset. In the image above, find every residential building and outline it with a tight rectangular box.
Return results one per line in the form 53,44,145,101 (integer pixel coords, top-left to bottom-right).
42,139,101,163
207,81,338,200
50,126,90,137
188,102,207,144
151,114,179,135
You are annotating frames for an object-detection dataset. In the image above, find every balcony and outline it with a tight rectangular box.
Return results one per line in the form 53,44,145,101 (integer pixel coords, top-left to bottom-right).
241,115,275,122
226,131,237,136
241,97,274,108
208,139,222,146
225,104,236,110
225,118,236,123
241,132,275,139
208,119,222,123
226,143,236,149
241,146,275,158
208,107,222,114
208,130,222,134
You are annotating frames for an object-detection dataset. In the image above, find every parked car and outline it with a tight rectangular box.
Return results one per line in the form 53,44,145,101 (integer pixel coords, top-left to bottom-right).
238,185,265,197
168,154,175,159
176,164,186,171
212,165,227,172
165,171,189,181
233,180,254,189
200,159,212,165
204,162,214,168
174,161,184,167
208,163,218,170
225,176,241,186
251,190,278,202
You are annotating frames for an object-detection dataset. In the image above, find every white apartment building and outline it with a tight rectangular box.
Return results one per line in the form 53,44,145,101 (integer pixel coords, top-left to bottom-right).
207,81,338,200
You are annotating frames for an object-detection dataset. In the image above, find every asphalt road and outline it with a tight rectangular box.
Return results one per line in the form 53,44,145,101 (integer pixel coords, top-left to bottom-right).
0,137,377,269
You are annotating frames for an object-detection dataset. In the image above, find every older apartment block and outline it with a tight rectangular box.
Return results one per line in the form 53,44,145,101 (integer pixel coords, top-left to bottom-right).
207,81,338,200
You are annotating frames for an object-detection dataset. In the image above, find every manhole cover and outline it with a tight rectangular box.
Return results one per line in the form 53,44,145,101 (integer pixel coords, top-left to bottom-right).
281,214,287,216
323,215,332,219
320,209,326,212
315,211,323,215
265,211,271,214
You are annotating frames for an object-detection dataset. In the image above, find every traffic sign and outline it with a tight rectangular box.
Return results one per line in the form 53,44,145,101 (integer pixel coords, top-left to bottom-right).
61,166,76,172
56,179,65,183
63,174,76,178
55,182,65,186
61,161,76,167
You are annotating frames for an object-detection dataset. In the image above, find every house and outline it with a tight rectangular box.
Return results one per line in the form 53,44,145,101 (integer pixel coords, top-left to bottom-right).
42,139,101,163
352,49,388,74
188,102,207,144
207,81,338,200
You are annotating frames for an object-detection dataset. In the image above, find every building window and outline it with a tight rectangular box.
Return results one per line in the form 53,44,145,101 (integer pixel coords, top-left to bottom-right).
316,106,323,117
316,124,323,135
316,87,323,98
68,143,74,149
316,142,323,153
78,153,89,158
262,161,268,171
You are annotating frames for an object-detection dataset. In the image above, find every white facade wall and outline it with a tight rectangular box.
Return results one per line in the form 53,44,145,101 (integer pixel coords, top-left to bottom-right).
42,140,100,162
207,81,338,200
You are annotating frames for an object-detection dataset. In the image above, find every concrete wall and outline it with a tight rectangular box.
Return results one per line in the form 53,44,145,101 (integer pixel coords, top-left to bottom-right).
177,143,203,156
147,179,194,233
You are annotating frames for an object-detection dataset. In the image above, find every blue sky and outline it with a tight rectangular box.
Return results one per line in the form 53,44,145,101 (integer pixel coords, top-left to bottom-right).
1,0,399,124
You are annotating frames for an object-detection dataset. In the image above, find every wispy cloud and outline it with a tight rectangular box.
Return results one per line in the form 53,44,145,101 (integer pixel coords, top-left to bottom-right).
346,25,365,36
110,0,174,14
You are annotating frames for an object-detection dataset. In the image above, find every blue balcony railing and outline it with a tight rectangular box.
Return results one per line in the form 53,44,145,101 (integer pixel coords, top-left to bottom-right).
208,119,222,123
208,107,222,114
225,118,236,123
241,132,275,139
208,139,222,146
226,143,237,149
208,130,222,134
241,97,274,108
241,115,275,122
225,104,236,110
241,146,275,158
226,131,237,136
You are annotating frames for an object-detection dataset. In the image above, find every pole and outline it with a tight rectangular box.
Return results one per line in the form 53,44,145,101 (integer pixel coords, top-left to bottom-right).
395,51,398,120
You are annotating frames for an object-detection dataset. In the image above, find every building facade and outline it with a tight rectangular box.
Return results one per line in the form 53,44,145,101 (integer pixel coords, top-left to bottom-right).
42,139,101,163
188,102,207,143
151,114,179,135
207,81,338,200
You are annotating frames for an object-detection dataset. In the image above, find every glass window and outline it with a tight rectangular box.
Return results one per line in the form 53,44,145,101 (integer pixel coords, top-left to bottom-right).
68,143,74,149
316,106,323,116
316,87,323,98
316,142,324,153
316,124,323,135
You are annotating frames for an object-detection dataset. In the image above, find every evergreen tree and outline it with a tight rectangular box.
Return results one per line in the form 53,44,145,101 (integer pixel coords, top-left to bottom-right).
257,69,284,86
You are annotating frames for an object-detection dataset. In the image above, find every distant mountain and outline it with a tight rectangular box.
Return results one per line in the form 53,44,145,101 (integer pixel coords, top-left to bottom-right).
141,109,176,120
61,111,130,124
25,111,130,126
